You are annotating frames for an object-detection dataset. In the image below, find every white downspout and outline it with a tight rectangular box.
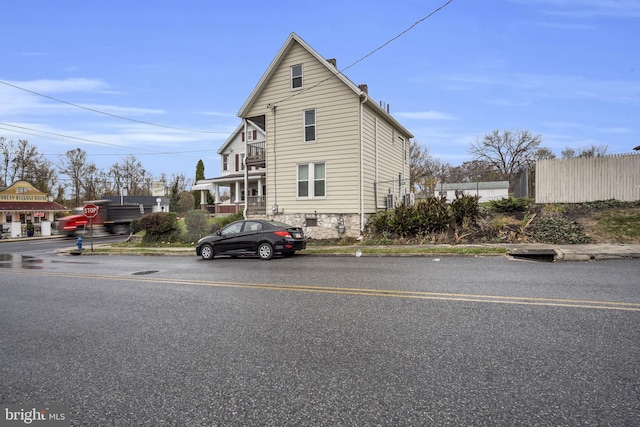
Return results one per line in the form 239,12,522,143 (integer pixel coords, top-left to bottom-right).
242,119,248,219
360,95,367,234
375,117,379,207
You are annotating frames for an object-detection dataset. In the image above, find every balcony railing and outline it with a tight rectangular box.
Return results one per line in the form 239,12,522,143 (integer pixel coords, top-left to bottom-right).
246,141,265,167
246,195,266,215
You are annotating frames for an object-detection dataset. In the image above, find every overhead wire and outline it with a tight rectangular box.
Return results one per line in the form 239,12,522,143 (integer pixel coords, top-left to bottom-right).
274,0,454,106
0,79,226,134
0,123,219,159
1,0,454,168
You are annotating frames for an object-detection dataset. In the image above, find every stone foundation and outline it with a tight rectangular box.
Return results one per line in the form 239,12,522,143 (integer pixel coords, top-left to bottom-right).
268,213,362,240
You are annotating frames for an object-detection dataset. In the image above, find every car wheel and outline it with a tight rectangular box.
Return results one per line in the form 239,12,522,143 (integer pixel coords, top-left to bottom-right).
200,243,215,260
257,242,273,260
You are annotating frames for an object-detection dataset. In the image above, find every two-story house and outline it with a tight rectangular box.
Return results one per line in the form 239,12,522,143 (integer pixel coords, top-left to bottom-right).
192,120,267,215
193,32,413,239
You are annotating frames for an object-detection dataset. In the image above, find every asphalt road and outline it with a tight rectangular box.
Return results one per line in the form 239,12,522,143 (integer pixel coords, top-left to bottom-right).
1,252,639,426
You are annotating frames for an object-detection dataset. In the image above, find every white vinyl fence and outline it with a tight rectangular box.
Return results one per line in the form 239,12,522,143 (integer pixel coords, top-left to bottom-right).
535,154,640,203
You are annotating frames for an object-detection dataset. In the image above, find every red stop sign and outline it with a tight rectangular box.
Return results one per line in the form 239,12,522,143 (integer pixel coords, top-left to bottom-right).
83,204,99,218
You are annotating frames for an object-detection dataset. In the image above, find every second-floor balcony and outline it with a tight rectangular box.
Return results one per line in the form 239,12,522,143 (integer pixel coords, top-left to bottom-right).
246,141,265,167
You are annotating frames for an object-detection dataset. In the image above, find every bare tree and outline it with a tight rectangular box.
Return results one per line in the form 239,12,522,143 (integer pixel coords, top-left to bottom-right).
533,147,556,161
409,140,450,195
58,148,94,206
469,129,542,186
562,144,608,159
0,137,14,187
110,155,150,197
0,139,57,192
449,160,503,183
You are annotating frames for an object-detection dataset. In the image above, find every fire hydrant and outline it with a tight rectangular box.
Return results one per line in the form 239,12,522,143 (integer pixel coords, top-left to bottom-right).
76,236,83,251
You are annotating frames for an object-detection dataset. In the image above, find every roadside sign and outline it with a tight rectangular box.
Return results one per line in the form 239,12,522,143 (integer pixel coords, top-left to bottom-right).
83,204,99,218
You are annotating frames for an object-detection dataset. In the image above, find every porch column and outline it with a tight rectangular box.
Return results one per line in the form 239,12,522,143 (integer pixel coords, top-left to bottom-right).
214,184,220,203
200,190,207,209
257,177,263,196
234,181,241,203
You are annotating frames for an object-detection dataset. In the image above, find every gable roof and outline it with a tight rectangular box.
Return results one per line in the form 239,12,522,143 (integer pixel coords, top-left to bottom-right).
217,120,266,155
0,180,67,211
237,32,413,139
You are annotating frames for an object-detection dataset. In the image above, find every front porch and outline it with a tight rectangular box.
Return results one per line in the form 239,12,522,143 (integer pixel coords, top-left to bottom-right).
203,195,266,216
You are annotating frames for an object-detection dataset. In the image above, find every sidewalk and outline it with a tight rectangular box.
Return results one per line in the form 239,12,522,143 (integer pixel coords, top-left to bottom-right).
3,234,639,261
53,241,640,262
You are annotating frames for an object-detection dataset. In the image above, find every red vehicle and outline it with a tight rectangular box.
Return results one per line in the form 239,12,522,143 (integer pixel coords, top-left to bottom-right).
55,200,145,237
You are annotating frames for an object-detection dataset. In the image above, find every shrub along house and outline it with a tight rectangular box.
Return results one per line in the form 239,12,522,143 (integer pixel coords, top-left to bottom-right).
193,32,413,239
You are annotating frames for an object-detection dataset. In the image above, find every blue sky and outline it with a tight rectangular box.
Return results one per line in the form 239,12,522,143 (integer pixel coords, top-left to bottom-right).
1,0,638,185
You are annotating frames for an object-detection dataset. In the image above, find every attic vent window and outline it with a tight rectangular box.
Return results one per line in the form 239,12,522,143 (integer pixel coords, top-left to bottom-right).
291,64,303,89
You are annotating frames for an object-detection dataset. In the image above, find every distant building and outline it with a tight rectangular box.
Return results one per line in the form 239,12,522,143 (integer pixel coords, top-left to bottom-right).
101,196,170,213
434,181,510,203
0,181,67,238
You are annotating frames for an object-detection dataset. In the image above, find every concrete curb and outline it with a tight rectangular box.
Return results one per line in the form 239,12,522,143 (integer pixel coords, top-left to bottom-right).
51,243,640,262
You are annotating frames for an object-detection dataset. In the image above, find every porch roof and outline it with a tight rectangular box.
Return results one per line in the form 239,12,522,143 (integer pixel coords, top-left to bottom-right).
0,201,67,212
192,172,266,189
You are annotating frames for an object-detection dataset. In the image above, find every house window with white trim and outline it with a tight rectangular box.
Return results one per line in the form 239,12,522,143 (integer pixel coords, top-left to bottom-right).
291,64,303,89
222,154,229,171
304,109,316,142
297,162,325,198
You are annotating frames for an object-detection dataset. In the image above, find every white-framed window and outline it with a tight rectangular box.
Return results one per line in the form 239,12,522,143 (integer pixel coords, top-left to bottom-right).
222,154,229,171
291,64,303,89
304,109,316,142
246,128,254,141
240,153,245,171
297,162,325,198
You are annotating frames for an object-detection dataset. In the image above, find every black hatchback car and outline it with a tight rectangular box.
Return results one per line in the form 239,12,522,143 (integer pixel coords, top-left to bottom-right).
196,219,306,260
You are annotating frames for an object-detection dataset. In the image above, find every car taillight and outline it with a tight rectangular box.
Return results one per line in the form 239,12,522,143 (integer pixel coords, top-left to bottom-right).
274,231,291,238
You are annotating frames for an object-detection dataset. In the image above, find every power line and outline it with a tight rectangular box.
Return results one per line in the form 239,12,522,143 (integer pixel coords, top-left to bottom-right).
0,79,226,134
275,0,455,106
0,122,142,150
0,123,218,158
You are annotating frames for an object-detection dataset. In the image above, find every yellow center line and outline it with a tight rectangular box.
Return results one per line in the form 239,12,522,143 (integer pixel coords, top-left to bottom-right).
5,270,640,312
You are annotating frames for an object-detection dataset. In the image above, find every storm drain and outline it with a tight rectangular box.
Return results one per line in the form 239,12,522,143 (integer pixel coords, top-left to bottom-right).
132,270,160,275
508,249,557,262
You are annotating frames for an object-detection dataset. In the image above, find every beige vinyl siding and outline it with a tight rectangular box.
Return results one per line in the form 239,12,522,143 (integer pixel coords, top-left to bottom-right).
360,108,378,212
360,104,408,211
244,41,362,214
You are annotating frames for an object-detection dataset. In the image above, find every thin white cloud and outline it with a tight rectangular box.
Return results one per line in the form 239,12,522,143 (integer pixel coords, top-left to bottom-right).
508,0,640,18
395,111,456,121
17,78,110,93
19,51,48,57
443,72,640,105
201,111,236,118
599,127,632,134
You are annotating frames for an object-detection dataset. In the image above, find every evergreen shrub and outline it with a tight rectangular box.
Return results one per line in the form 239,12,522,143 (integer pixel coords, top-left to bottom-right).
138,212,179,244
488,197,532,213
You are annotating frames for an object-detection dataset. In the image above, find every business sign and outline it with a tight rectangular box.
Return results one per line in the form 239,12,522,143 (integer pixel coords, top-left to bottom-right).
151,181,167,197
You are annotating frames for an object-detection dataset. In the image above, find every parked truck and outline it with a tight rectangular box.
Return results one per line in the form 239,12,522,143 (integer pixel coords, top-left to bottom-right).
55,200,146,237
